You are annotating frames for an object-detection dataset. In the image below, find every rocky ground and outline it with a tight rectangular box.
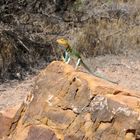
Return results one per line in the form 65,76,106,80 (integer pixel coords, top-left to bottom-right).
1,61,140,140
0,0,139,130
0,49,140,112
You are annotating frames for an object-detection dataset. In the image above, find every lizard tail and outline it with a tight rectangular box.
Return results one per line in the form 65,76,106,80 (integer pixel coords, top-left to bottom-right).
80,60,118,84
80,60,93,73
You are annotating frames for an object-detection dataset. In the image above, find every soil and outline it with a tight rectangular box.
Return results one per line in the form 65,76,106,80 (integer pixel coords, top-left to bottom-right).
87,49,140,92
0,75,36,111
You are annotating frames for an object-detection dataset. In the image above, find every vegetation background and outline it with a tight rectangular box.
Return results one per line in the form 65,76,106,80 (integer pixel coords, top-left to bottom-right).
0,0,139,86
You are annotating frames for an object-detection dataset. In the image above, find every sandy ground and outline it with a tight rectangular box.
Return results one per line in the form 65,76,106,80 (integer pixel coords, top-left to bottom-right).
86,50,140,92
0,75,36,110
0,50,140,111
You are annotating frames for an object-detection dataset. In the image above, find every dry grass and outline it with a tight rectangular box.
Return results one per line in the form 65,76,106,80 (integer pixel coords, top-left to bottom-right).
69,0,140,57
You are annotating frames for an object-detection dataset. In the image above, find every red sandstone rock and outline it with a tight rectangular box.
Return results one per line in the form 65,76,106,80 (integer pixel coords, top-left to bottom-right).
0,105,23,139
1,61,140,140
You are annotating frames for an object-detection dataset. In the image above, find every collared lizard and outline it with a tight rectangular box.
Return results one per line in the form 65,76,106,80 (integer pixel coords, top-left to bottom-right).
56,38,118,84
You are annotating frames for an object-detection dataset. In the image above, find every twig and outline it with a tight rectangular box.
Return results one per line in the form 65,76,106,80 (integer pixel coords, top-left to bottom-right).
17,38,30,52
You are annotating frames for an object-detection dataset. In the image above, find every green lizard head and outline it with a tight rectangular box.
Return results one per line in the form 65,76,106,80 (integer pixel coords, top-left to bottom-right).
56,38,70,48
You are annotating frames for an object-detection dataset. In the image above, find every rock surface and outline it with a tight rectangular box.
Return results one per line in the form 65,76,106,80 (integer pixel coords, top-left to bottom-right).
2,61,140,140
0,105,23,139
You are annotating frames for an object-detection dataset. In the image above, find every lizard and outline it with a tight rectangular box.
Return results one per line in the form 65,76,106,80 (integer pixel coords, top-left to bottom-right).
56,38,118,84
56,38,91,71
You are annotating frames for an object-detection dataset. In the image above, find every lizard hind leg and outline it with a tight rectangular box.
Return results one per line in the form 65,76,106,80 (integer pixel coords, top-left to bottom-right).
66,57,71,64
75,58,81,69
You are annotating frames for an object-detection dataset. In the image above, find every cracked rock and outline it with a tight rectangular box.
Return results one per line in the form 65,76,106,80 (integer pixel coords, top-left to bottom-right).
2,61,140,140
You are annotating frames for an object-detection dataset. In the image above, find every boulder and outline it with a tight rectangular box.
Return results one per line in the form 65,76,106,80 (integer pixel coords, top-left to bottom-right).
2,61,140,140
0,104,23,139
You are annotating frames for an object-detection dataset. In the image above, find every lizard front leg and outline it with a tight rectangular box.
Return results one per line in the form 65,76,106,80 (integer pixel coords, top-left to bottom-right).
64,51,71,64
63,51,68,62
